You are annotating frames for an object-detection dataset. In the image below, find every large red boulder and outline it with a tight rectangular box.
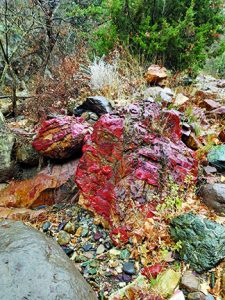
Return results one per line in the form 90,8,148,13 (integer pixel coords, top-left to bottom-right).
75,101,198,242
32,116,91,159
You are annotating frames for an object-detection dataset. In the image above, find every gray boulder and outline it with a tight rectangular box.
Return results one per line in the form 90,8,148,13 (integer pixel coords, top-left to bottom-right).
15,134,39,166
200,183,225,214
0,220,97,300
0,113,15,182
170,213,225,273
143,86,174,103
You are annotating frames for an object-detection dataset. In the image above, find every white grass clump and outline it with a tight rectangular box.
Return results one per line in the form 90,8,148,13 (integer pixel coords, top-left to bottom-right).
88,57,119,90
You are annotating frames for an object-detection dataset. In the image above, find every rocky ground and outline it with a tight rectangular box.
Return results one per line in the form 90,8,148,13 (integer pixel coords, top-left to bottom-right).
1,67,225,299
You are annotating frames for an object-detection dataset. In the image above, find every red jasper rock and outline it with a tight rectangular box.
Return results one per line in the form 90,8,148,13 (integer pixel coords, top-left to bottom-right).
32,116,91,159
75,101,198,242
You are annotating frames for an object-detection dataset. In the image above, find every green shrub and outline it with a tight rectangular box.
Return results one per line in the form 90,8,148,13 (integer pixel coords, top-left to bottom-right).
91,22,118,56
93,0,225,72
204,40,225,78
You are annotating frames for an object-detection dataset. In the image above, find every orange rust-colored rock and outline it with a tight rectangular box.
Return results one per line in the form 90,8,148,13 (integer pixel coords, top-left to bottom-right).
195,90,217,103
0,207,47,221
0,159,78,209
145,65,167,85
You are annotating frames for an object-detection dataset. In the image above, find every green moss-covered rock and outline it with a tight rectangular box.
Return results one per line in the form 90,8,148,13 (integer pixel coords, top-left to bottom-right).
207,145,225,170
170,213,225,273
15,135,39,166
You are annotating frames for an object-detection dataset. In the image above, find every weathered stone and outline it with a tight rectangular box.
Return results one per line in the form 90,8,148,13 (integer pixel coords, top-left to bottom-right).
196,91,216,101
208,145,225,170
81,111,99,124
181,271,201,292
170,213,225,272
57,230,71,245
203,166,217,175
15,134,39,166
143,86,173,103
175,93,189,106
76,101,198,243
32,116,91,159
74,96,112,117
200,183,225,213
145,64,167,85
42,221,51,232
0,159,78,208
0,220,97,300
0,98,11,115
152,269,181,298
96,244,105,255
201,99,220,111
122,261,136,275
0,118,16,182
208,106,225,115
64,221,75,233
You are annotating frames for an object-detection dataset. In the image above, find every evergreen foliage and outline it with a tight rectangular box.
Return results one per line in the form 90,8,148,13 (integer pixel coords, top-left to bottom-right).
92,0,225,72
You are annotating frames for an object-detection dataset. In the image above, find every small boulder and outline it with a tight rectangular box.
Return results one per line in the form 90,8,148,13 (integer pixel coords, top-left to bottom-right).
32,116,91,159
203,166,217,175
145,64,168,85
0,159,79,208
74,96,112,117
0,220,97,300
152,269,181,298
181,271,201,292
170,213,225,272
0,98,11,115
0,114,16,182
57,230,71,245
143,86,173,104
15,134,39,166
201,99,220,111
207,106,225,116
200,183,225,214
207,145,225,170
175,93,189,106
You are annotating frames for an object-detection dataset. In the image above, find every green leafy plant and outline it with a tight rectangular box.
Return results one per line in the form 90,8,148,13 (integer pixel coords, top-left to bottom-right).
156,176,183,217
